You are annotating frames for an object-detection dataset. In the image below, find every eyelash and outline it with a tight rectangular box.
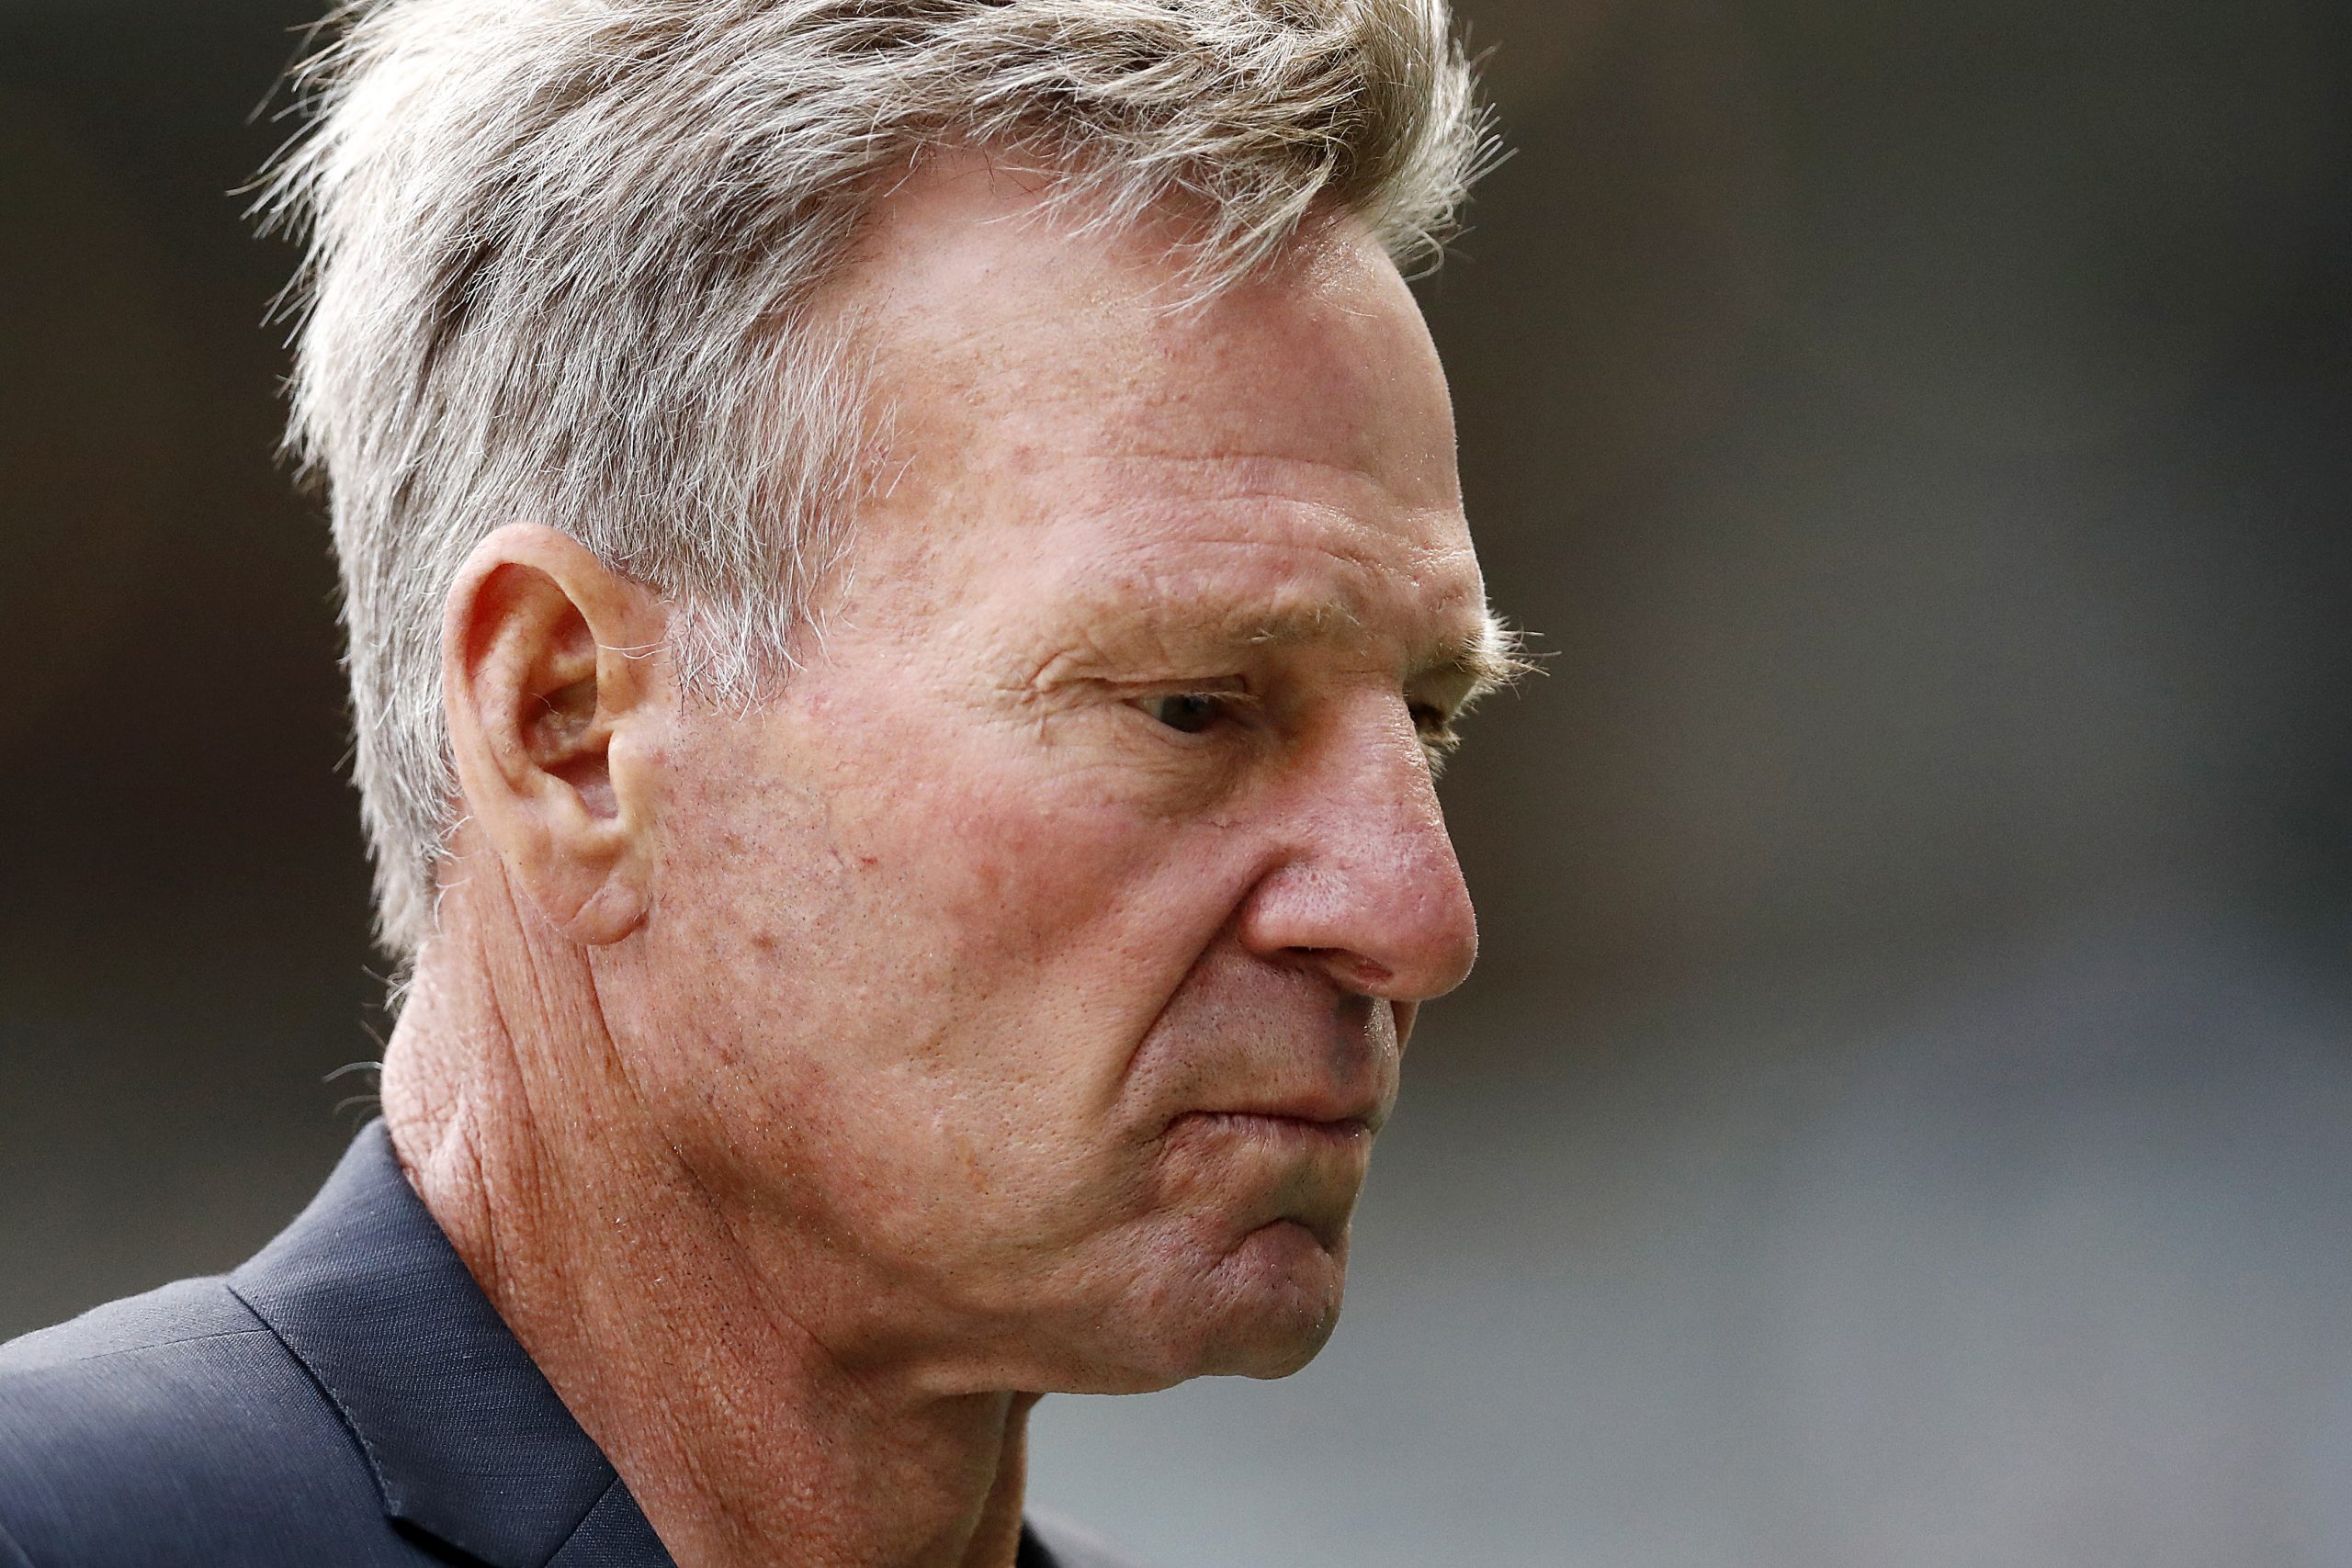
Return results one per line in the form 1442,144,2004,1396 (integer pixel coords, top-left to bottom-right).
1410,704,1464,773
1410,703,1461,748
1129,689,1463,762
1133,689,1254,737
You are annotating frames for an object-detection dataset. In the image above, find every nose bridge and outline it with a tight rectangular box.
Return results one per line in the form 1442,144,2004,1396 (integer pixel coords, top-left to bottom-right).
1279,692,1478,998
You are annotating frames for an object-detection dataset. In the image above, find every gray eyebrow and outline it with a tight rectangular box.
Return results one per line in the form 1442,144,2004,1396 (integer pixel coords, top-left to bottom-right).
1237,600,1364,646
1410,611,1530,711
1025,588,1526,710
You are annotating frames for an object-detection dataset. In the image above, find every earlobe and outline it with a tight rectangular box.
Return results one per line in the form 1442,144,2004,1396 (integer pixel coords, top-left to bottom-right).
441,524,668,945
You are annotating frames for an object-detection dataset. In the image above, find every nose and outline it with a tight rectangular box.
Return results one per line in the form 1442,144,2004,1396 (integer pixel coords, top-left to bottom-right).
1234,696,1479,1006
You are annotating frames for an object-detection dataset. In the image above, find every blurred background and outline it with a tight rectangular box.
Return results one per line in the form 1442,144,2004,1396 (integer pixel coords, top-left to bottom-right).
4,1,2349,1563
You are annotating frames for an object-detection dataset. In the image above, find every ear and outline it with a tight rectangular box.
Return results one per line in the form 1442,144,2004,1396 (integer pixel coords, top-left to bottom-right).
441,524,669,944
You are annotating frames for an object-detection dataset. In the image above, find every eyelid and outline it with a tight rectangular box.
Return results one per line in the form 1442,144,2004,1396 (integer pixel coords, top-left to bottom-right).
1119,674,1256,704
1124,685,1261,747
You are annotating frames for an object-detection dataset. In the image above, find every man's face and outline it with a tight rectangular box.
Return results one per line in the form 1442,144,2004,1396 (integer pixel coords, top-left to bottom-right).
617,166,1493,1393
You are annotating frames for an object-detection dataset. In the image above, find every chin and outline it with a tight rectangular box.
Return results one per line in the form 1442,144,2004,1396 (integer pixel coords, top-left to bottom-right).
1077,1217,1352,1392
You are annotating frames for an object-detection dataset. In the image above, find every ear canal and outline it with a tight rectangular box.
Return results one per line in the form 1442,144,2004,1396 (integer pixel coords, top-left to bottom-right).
526,671,602,767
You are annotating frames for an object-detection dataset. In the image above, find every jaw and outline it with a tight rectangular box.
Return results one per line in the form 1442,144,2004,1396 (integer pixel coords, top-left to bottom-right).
914,1206,1356,1397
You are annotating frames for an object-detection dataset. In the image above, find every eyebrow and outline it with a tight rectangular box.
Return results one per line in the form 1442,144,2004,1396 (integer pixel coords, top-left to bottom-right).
1411,611,1528,713
1041,591,1525,711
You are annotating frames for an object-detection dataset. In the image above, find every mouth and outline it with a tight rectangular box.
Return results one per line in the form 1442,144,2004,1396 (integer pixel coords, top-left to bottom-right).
1175,1110,1374,1145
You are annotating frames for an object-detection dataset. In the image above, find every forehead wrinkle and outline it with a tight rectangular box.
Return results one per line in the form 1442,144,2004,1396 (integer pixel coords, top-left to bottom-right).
1012,451,1453,549
1063,480,1473,575
1012,487,1487,664
897,314,1453,506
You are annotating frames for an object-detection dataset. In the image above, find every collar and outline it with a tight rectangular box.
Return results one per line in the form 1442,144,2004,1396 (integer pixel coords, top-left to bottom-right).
228,1121,1080,1568
228,1120,658,1568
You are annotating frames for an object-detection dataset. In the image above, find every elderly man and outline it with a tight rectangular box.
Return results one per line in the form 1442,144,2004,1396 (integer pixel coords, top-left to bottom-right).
0,2,1511,1564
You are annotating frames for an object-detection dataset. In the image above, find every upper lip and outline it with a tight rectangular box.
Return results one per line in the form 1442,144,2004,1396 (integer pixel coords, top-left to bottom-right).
1185,1089,1389,1135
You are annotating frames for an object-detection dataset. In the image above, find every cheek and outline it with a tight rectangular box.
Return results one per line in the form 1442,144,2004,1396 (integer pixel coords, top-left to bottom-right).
656,718,1234,1092
842,791,1216,1142
922,783,1125,964
638,694,1277,1258
827,715,1250,1035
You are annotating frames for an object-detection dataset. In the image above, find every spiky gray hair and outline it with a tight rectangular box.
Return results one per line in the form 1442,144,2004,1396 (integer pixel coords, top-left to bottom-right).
262,0,1491,962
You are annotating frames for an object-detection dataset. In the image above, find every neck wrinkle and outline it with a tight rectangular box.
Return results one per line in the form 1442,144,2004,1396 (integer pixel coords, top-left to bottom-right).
379,855,1037,1568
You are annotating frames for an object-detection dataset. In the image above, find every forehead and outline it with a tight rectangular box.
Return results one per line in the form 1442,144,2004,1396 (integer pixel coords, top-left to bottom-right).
836,159,1479,639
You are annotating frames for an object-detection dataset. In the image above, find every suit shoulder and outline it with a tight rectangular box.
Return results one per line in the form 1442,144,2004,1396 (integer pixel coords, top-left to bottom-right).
0,1277,259,1376
0,1279,422,1567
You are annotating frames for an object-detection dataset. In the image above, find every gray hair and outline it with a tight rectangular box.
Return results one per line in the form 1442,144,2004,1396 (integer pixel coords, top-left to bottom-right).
262,0,1492,962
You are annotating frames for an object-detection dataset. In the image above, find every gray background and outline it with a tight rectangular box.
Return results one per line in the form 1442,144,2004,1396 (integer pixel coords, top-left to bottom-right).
6,2,2351,1563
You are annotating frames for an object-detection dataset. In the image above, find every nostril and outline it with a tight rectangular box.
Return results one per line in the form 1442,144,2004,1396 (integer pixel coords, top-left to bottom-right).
1297,947,1396,997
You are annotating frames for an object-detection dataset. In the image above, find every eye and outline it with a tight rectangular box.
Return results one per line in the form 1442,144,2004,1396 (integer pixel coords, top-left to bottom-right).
1139,692,1232,735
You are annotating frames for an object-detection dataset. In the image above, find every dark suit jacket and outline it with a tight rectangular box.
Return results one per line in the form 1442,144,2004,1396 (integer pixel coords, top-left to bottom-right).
0,1122,1146,1568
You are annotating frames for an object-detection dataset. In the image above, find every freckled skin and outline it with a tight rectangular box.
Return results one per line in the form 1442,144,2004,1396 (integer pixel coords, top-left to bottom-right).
384,156,1492,1568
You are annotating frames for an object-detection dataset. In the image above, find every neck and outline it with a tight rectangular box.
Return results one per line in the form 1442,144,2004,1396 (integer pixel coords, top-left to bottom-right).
380,869,1036,1568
